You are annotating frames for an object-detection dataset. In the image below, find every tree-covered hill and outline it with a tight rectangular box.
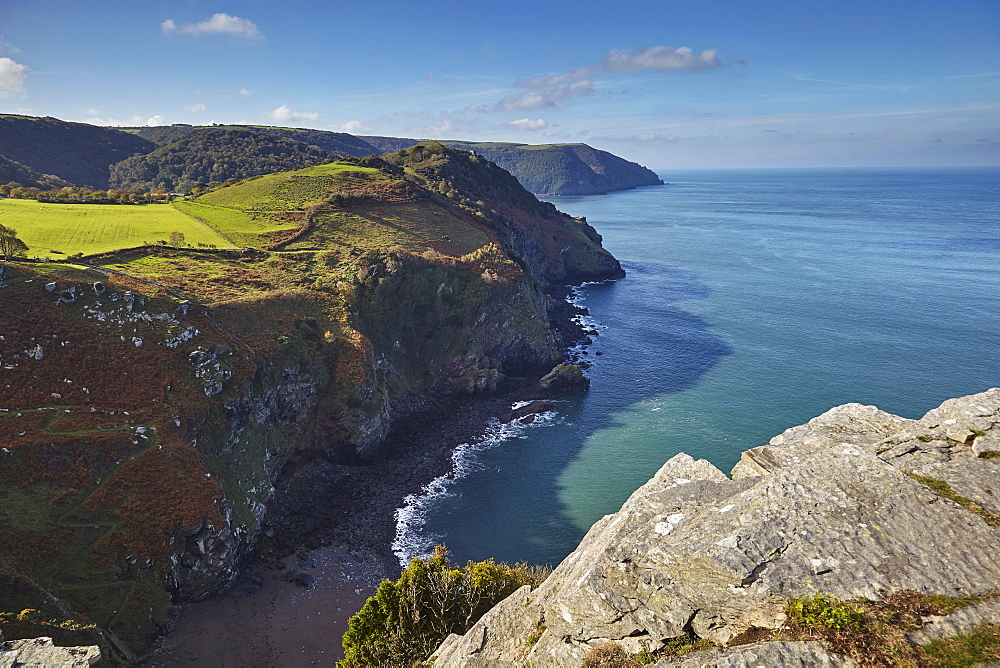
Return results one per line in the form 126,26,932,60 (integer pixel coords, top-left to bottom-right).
0,114,154,188
108,128,336,191
128,124,380,157
0,154,71,190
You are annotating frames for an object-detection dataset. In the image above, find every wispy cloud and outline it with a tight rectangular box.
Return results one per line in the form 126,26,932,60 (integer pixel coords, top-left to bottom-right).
604,46,723,73
792,75,914,91
0,35,20,56
266,104,319,122
498,46,726,111
238,88,252,97
161,13,262,39
0,57,29,96
497,80,594,111
183,103,206,112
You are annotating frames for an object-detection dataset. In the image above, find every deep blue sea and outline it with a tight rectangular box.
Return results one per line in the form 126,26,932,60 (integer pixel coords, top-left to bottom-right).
393,167,1000,568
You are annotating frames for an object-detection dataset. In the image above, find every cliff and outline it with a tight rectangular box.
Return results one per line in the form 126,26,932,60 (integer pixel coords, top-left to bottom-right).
432,389,1000,666
0,144,622,660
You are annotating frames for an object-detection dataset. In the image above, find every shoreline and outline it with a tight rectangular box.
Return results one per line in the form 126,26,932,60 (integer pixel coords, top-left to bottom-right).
140,285,595,665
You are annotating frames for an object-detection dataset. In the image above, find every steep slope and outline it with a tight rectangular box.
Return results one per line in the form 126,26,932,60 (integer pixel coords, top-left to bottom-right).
0,154,71,190
363,136,664,195
0,115,153,188
108,128,335,191
0,144,622,660
433,389,1000,666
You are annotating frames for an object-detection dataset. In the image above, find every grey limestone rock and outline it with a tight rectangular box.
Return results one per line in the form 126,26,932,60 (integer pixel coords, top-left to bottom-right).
0,637,101,667
432,389,1000,667
654,640,853,667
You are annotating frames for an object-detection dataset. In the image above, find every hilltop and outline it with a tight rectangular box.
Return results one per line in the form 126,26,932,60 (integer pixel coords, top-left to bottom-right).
0,142,622,661
0,115,153,188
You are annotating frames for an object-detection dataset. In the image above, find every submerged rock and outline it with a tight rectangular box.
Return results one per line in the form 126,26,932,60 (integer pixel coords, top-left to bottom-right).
431,388,1000,666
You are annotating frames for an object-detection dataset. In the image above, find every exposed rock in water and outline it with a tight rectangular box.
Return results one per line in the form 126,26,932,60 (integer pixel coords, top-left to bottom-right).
535,363,589,397
431,388,1000,666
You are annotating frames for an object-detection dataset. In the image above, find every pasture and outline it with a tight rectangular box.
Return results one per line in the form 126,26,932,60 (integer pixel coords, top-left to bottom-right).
0,199,236,258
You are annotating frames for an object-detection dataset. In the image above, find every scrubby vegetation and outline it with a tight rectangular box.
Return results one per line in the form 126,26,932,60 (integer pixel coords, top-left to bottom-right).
339,546,548,667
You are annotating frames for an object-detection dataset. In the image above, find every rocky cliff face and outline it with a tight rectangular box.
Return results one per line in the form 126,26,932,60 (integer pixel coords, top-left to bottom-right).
432,389,1000,666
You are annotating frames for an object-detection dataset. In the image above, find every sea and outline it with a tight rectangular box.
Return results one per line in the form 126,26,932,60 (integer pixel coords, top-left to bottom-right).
392,167,1000,569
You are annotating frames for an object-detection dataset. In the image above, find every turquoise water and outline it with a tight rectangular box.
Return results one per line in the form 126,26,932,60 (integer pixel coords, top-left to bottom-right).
396,167,1000,568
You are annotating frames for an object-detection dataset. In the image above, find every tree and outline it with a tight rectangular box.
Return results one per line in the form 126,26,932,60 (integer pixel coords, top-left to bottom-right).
339,546,547,667
0,224,28,258
169,231,185,246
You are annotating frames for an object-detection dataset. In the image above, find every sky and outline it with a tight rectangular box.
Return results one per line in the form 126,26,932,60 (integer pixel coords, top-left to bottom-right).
1,0,998,169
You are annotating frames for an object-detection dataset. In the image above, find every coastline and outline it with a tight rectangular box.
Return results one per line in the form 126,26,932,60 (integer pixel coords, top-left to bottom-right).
140,285,596,665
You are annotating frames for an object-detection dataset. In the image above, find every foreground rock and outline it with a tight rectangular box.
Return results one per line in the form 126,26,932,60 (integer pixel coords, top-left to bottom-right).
0,635,100,667
431,388,1000,666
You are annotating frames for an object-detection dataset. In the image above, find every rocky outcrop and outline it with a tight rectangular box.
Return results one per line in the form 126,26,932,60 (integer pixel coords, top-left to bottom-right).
0,635,100,667
431,389,1000,666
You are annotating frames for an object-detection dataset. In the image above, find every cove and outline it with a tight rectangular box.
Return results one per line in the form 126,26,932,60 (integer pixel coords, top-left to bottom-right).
404,167,1000,568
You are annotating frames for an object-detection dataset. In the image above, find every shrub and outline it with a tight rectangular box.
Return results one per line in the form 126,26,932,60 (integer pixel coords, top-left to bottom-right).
339,546,547,667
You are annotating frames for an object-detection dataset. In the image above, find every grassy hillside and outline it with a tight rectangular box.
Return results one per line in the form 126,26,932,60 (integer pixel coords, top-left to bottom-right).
108,128,335,192
0,115,154,188
0,198,236,258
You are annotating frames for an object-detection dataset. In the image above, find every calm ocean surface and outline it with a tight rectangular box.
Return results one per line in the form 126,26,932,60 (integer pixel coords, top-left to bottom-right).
394,167,1000,568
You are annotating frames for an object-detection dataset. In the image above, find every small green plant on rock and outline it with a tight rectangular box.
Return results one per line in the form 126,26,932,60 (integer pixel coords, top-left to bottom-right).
786,594,865,634
339,546,547,668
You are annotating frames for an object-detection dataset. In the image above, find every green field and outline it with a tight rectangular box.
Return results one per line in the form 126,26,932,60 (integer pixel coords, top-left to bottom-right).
172,200,294,248
0,199,236,258
196,162,380,211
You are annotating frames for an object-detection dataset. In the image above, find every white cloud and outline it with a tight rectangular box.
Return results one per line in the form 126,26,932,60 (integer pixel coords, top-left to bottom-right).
266,104,319,123
10,106,31,115
183,103,206,112
238,88,252,97
340,120,368,133
603,46,722,73
87,115,165,127
506,118,549,130
496,80,594,111
497,45,724,112
162,13,262,39
0,57,29,96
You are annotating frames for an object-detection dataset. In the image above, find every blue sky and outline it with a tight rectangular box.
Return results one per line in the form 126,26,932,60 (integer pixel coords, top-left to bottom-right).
1,0,998,168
